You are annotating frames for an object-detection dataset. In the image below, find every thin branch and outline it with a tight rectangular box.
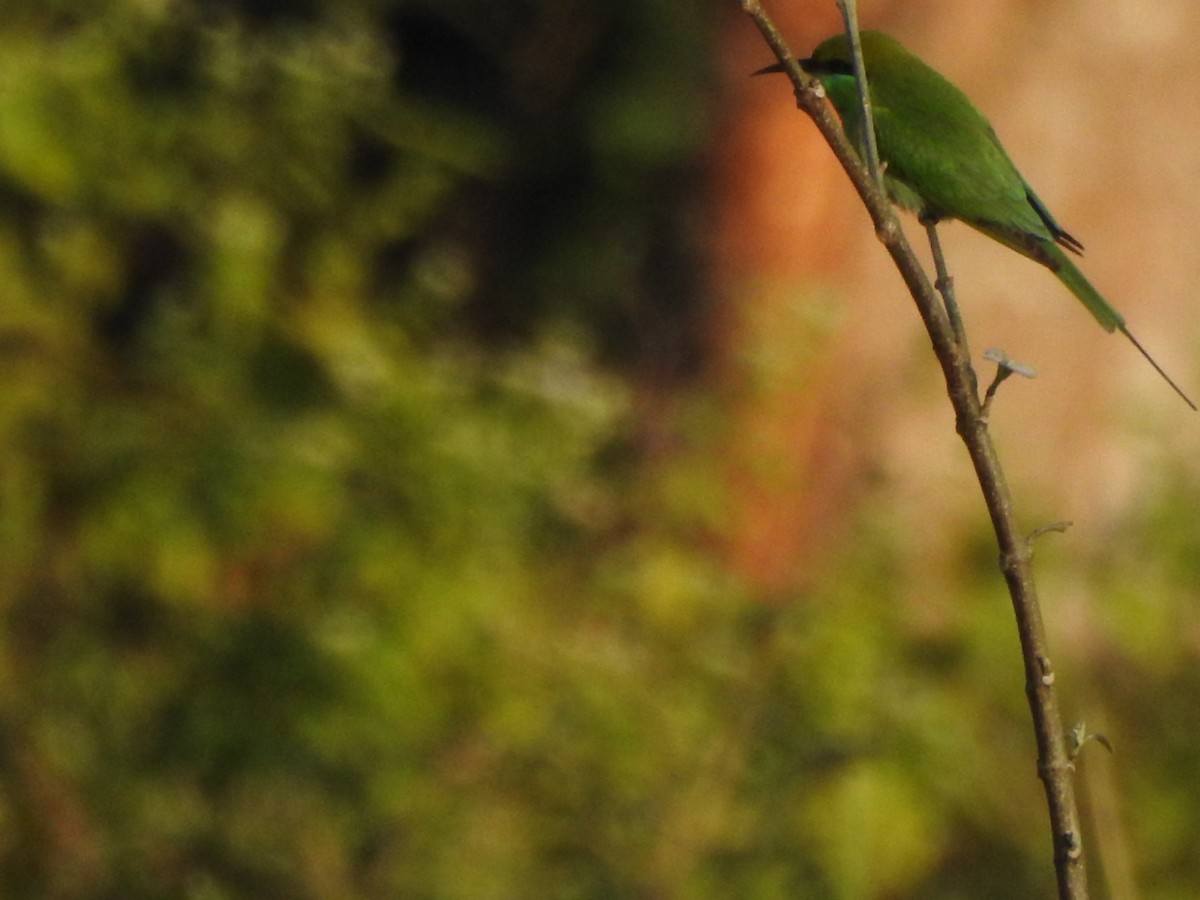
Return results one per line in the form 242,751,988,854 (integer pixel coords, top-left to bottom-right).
737,2,1090,896
981,366,1015,419
833,0,883,186
922,218,968,352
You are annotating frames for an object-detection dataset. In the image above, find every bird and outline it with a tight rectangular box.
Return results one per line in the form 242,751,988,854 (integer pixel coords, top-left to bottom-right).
756,30,1196,410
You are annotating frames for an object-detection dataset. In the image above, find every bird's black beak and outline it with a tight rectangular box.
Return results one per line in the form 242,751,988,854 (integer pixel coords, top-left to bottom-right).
753,57,854,78
752,58,813,77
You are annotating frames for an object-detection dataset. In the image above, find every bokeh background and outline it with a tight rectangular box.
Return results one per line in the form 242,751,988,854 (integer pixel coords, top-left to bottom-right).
2,0,1199,897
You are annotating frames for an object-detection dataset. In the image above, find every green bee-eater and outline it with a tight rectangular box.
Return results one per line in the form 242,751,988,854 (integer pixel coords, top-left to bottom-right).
758,30,1195,409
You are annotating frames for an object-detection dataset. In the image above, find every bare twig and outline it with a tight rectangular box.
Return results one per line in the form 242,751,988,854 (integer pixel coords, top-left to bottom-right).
980,348,1036,418
738,2,1090,896
833,0,882,186
922,218,968,351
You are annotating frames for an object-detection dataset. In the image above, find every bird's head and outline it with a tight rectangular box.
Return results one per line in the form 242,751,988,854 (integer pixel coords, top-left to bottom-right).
753,31,902,80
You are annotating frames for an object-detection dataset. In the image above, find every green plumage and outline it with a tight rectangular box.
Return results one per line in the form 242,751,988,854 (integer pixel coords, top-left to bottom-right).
807,32,1122,332
761,31,1194,407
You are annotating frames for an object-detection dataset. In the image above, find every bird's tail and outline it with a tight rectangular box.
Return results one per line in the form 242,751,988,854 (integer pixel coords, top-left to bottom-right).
1045,243,1123,333
970,221,1126,332
1047,243,1197,410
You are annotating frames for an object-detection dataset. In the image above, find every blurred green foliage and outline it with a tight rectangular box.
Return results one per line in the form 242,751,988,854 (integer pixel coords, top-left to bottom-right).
2,1,1200,898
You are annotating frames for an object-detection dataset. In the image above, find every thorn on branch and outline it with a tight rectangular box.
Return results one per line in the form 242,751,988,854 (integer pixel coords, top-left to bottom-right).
1028,521,1073,543
1069,722,1115,761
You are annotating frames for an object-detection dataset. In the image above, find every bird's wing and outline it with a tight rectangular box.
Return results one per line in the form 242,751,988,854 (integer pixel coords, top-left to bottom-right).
873,101,1057,249
1022,180,1085,255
